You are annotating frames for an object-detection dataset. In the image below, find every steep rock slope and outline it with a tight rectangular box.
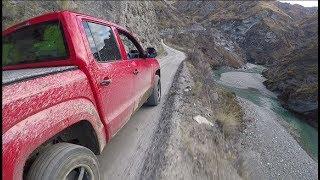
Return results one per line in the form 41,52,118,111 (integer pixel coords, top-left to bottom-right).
154,1,246,68
2,0,163,52
171,1,317,65
262,15,318,127
264,40,318,127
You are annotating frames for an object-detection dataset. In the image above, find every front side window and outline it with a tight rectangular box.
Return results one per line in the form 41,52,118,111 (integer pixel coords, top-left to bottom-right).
2,20,68,66
119,33,142,59
83,21,121,62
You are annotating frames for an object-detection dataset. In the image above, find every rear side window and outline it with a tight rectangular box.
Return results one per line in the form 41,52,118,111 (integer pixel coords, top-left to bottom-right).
83,21,121,62
2,20,69,66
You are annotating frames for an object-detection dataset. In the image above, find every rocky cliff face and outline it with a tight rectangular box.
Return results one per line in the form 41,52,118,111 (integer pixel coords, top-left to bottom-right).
2,0,163,53
154,1,246,68
163,26,246,68
262,14,318,127
163,1,317,65
263,40,318,127
154,0,318,127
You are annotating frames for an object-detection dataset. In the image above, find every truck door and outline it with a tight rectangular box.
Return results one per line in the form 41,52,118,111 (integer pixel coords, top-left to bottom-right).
82,21,135,136
117,30,152,110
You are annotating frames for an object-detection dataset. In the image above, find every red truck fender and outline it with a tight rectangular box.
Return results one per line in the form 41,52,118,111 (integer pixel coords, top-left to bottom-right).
2,98,106,180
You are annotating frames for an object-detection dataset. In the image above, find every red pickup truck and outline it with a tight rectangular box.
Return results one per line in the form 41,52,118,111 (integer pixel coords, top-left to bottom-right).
2,11,161,180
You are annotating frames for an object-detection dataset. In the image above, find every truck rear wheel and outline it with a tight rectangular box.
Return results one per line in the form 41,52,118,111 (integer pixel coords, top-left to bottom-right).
146,75,161,106
27,143,100,180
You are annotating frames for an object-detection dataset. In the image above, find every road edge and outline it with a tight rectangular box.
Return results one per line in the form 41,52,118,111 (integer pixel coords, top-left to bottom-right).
139,60,185,179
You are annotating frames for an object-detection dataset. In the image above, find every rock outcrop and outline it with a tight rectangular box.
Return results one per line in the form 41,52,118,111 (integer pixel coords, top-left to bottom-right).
2,0,163,53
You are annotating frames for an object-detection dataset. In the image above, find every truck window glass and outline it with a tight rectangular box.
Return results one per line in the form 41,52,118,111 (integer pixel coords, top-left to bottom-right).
83,21,121,62
2,20,68,66
119,33,141,59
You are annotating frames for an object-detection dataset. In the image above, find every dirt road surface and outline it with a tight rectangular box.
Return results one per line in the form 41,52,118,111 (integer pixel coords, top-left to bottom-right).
98,43,186,180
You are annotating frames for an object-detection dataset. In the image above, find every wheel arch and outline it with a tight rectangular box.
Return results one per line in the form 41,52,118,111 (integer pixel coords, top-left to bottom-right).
23,120,101,179
2,98,107,180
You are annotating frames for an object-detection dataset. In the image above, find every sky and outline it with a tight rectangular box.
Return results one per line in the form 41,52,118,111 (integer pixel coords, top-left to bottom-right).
278,1,318,7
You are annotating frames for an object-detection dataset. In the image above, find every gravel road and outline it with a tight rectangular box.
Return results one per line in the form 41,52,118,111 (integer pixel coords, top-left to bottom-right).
97,42,186,180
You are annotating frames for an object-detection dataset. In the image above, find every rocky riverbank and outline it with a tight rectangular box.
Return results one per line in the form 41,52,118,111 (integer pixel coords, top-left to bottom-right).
214,63,318,178
237,96,318,179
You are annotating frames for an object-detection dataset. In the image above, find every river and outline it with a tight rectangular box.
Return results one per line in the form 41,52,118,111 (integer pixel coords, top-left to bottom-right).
212,63,318,161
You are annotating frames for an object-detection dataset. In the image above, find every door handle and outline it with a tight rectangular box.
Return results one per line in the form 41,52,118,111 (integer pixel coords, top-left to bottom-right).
100,78,112,86
133,69,139,75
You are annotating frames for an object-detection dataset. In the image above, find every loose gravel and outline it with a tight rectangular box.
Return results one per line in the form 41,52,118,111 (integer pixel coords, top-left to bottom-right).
237,97,318,179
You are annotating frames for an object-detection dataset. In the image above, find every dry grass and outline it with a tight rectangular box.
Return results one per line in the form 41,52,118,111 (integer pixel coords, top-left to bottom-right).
184,51,244,137
216,110,241,136
216,87,243,137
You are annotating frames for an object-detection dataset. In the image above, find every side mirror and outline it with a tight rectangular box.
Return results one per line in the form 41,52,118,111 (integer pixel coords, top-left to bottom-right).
146,47,157,58
128,49,140,59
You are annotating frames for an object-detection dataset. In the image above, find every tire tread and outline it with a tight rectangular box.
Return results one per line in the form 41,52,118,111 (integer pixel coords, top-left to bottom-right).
27,143,99,180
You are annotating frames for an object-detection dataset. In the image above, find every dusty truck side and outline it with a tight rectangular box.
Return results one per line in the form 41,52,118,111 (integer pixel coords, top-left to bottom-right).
2,11,160,180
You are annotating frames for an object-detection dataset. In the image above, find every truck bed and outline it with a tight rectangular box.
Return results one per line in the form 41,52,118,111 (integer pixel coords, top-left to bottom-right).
2,66,77,85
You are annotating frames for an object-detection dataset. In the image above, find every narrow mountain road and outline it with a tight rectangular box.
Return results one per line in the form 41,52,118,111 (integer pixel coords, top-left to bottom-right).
98,42,186,180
